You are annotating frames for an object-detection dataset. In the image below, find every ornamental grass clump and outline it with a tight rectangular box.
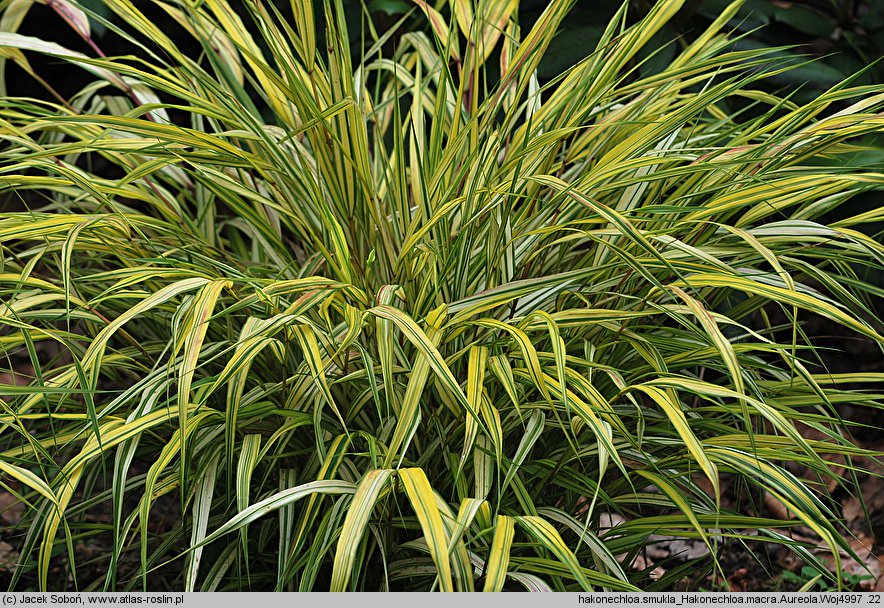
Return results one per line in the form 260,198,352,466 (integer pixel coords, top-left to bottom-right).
0,0,882,592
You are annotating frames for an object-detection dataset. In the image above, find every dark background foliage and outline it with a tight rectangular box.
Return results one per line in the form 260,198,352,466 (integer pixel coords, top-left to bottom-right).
11,0,884,184
18,1,884,98
361,0,884,98
14,0,884,160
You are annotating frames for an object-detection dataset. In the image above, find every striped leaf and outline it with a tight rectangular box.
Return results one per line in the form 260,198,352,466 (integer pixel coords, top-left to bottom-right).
514,515,594,591
398,468,454,592
331,469,394,591
628,384,720,502
483,514,515,592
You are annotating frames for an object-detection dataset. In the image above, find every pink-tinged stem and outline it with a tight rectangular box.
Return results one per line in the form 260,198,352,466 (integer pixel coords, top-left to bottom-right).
46,0,183,219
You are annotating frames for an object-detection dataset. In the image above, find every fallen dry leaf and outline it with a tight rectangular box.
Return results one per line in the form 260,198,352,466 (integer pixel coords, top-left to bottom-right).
807,532,883,590
728,567,751,592
764,490,793,521
0,539,18,573
0,492,24,525
844,475,884,534
630,553,666,580
646,536,710,561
